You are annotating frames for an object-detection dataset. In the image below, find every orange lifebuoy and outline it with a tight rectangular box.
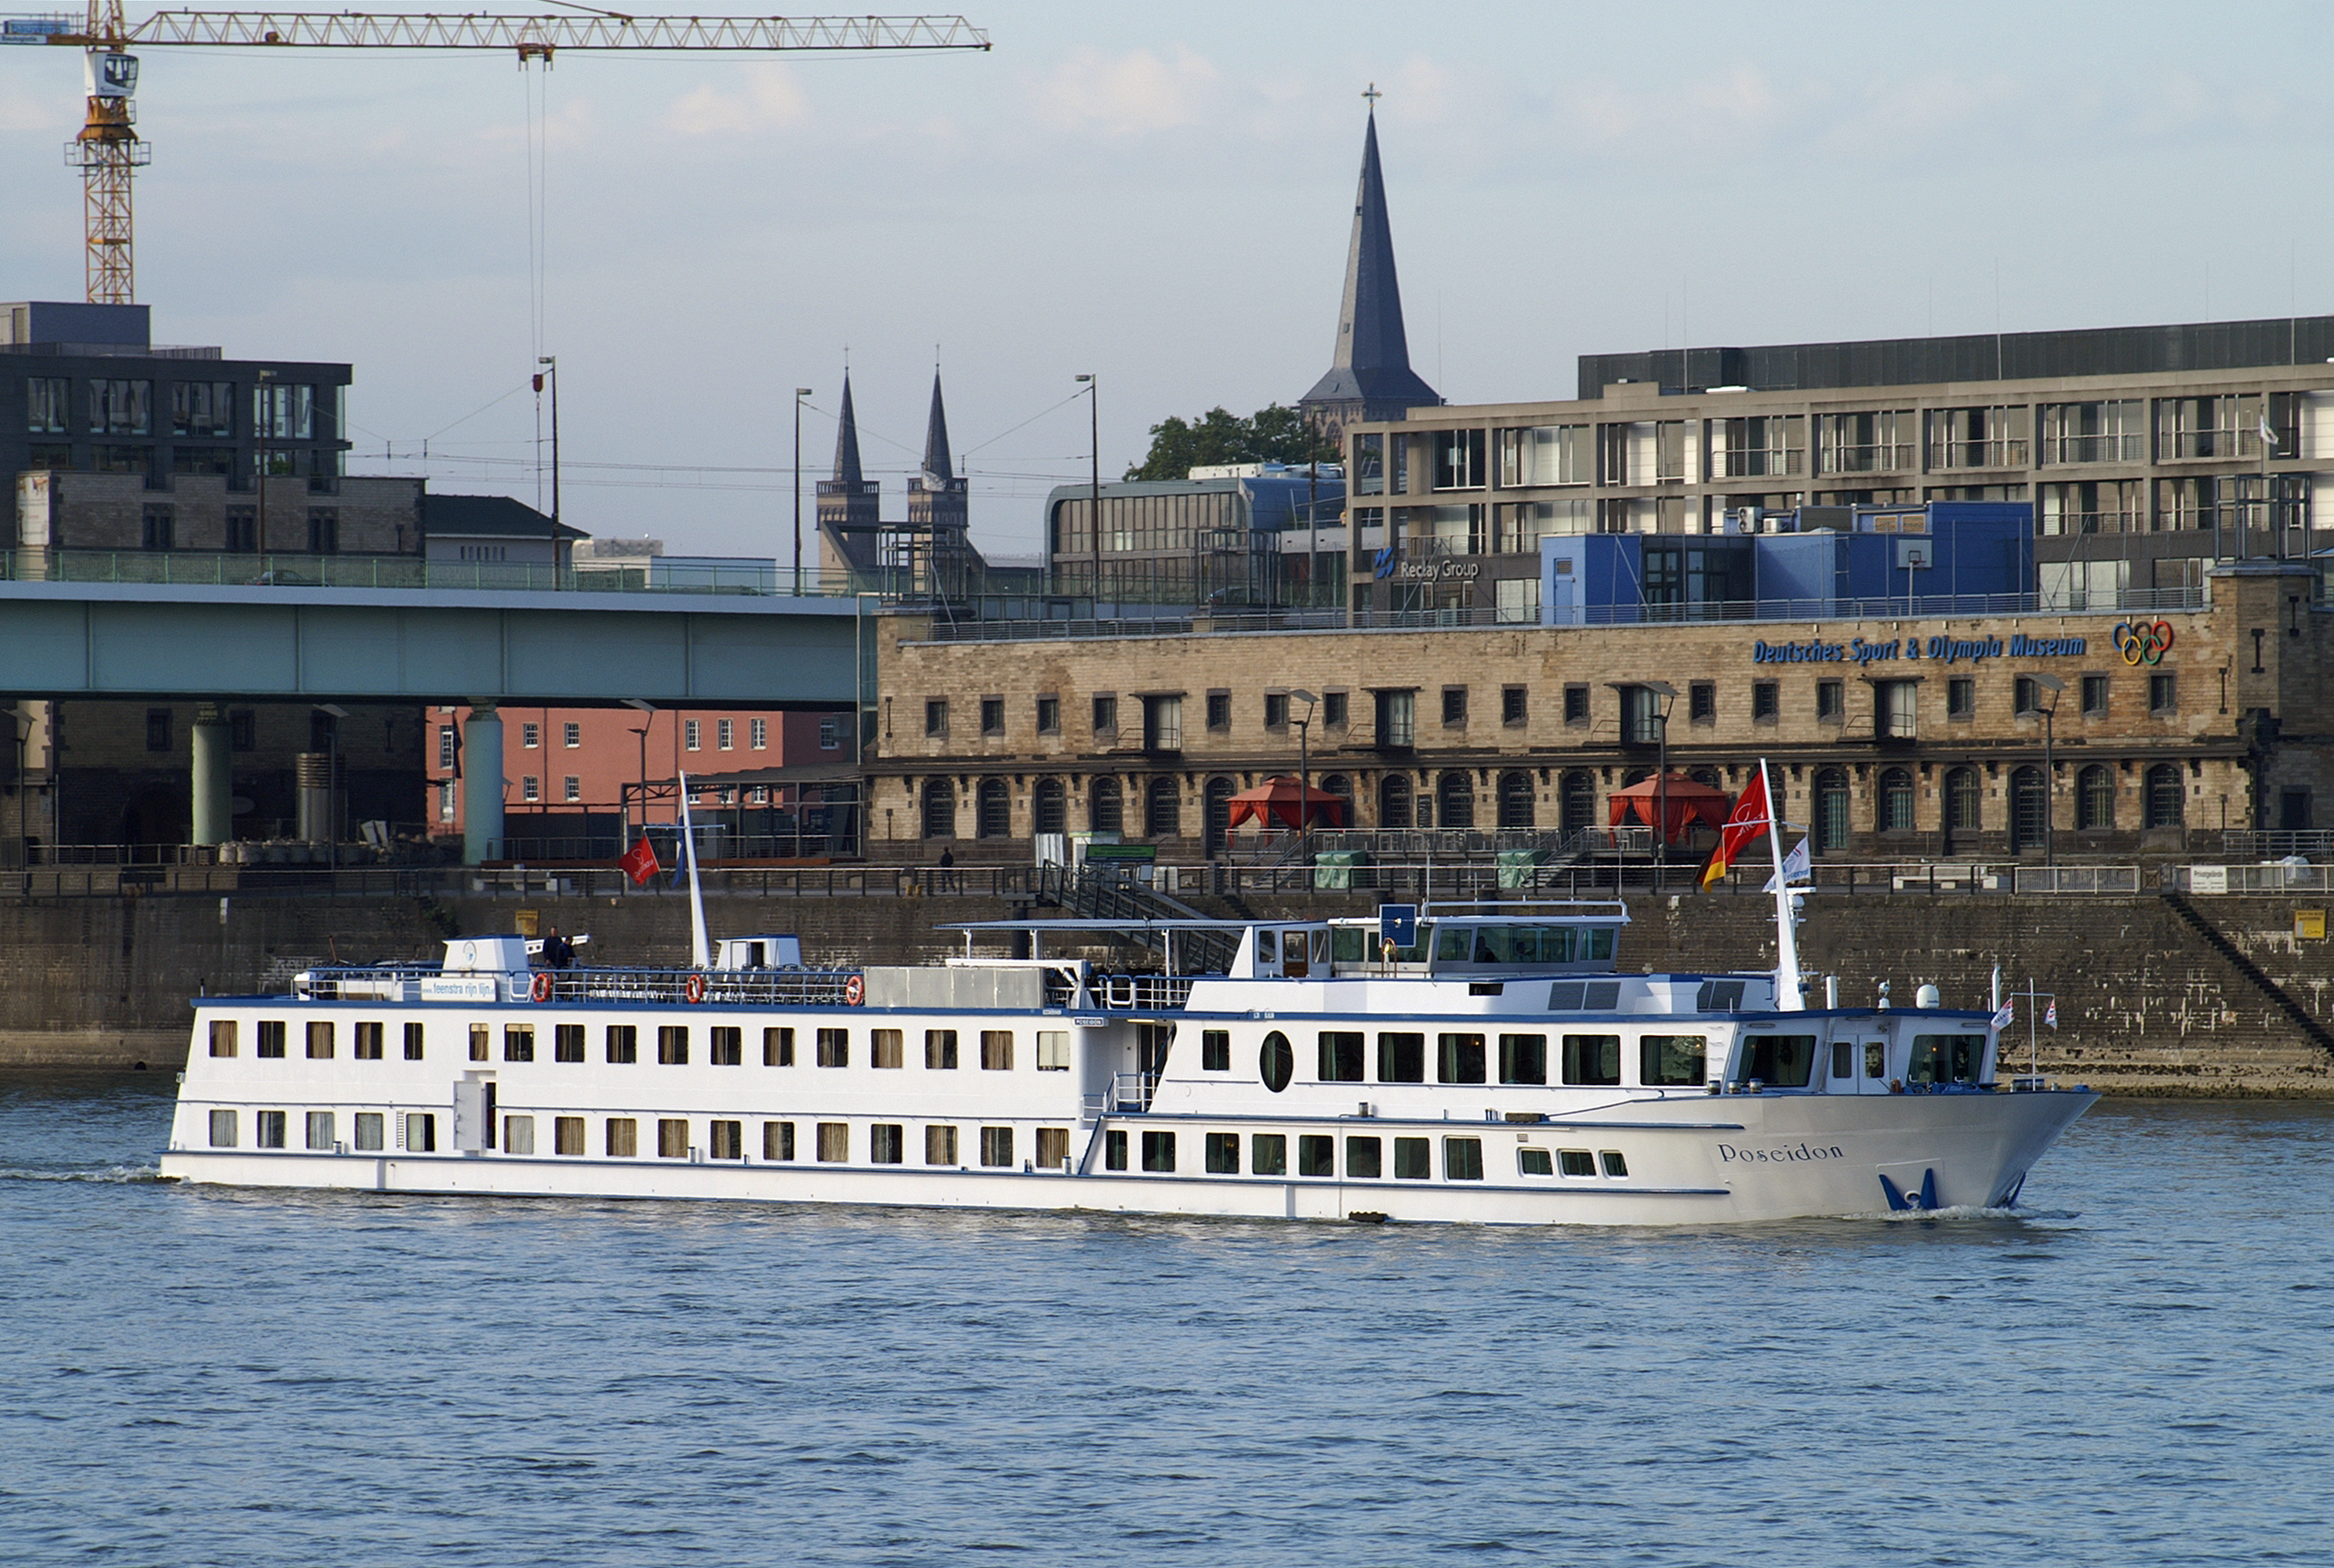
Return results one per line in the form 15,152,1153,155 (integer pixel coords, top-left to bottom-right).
530,970,554,1004
684,972,707,1004
844,974,865,1007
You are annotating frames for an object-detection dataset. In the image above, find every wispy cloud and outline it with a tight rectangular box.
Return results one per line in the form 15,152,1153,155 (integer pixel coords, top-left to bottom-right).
1035,45,1224,136
663,64,810,136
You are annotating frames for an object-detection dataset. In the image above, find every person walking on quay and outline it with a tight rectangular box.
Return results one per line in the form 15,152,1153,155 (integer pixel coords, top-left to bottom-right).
938,845,959,894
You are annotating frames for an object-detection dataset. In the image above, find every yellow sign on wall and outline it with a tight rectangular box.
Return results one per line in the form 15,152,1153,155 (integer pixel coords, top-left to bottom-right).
2296,909,2325,941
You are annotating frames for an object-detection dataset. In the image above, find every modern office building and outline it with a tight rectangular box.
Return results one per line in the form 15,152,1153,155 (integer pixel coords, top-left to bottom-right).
1042,463,1348,608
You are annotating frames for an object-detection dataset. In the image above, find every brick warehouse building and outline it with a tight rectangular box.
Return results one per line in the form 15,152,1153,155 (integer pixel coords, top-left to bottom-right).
865,557,2329,864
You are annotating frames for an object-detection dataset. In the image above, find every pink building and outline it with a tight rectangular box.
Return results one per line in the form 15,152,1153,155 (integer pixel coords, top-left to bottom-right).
426,706,857,858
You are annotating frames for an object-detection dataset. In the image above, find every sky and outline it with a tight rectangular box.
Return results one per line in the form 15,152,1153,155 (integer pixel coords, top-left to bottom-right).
2,1,2331,561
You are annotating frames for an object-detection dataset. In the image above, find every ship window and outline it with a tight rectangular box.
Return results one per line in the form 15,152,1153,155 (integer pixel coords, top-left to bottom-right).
556,1024,586,1063
1252,1134,1288,1176
606,1118,637,1157
258,1021,287,1058
1141,1130,1177,1172
306,1021,334,1059
658,1119,688,1158
1831,1041,1854,1079
1346,1136,1383,1178
1202,1029,1230,1071
1444,1137,1485,1181
469,1024,489,1063
925,1029,957,1069
1393,1137,1431,1180
765,1027,794,1066
1036,1127,1070,1170
606,1025,637,1064
505,1025,533,1063
1548,980,1623,1011
504,1116,535,1156
1299,1135,1334,1177
1562,1033,1622,1086
405,1113,437,1152
209,1019,237,1058
405,1022,425,1061
1909,1033,1986,1086
306,1112,335,1151
1734,1034,1817,1087
1437,1033,1486,1084
1601,1150,1629,1178
1519,1147,1554,1177
926,1125,958,1165
1498,1033,1548,1085
256,1110,286,1149
817,1029,848,1068
871,1029,904,1069
1206,1131,1240,1174
981,1030,1015,1070
1377,1032,1425,1083
1256,929,1278,964
355,1112,385,1152
1106,1130,1129,1171
1864,1041,1886,1079
1318,1031,1365,1082
1639,1034,1708,1087
657,1026,688,1065
1259,1031,1294,1092
1559,1149,1595,1177
554,1116,583,1156
764,1120,795,1160
817,1122,848,1162
1037,1031,1070,1071
707,1120,742,1160
710,1026,742,1066
870,1124,904,1164
980,1126,1014,1167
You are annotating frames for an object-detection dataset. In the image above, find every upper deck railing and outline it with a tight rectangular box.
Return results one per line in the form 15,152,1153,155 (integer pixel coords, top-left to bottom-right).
1,549,865,598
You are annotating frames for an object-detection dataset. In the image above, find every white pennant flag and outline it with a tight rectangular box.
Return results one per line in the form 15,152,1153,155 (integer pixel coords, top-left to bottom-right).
1762,835,1811,893
1991,1002,2015,1031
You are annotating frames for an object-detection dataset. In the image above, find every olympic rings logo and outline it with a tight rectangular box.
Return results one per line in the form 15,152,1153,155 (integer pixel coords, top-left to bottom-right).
2113,619,2175,666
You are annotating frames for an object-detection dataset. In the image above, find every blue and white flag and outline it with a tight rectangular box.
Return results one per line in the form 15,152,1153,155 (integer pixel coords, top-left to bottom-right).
2045,1000,2059,1030
1762,836,1811,893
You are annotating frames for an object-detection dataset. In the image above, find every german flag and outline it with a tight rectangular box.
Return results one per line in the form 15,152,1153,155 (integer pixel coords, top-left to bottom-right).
1699,767,1773,891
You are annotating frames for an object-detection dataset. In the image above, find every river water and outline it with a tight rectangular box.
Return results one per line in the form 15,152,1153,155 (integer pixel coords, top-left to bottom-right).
2,1073,2328,1566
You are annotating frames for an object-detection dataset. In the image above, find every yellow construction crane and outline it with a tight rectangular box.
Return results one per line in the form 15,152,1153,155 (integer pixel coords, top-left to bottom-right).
1,5,989,303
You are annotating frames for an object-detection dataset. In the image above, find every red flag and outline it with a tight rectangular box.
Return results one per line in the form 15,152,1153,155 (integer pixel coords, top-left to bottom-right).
1699,769,1771,891
619,837,661,887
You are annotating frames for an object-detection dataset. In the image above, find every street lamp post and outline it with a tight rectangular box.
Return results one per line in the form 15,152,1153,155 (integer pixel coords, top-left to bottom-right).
1290,688,1319,837
1076,374,1098,608
2034,673,2064,867
535,356,560,543
1644,681,1677,889
623,699,655,840
254,368,275,560
793,387,813,597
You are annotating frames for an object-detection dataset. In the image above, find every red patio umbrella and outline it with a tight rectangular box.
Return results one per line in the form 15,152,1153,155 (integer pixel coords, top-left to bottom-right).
1225,775,1350,831
1606,772,1733,844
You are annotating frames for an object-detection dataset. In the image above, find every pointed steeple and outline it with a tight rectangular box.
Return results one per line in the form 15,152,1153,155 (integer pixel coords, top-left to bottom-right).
920,370,954,485
831,372,865,488
1299,94,1439,442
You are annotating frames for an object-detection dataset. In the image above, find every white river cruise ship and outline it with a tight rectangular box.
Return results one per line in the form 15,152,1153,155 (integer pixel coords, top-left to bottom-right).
161,900,2096,1225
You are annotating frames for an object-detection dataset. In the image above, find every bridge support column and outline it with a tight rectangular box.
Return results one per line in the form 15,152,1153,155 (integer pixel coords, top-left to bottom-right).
463,703,503,866
191,703,231,847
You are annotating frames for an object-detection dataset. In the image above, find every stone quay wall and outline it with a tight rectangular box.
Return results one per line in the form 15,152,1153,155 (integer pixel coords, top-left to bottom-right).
3,885,2329,1096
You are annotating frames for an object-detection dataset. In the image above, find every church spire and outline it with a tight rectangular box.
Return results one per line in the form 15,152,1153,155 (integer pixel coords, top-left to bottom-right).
832,371,865,488
921,368,954,485
1298,89,1439,443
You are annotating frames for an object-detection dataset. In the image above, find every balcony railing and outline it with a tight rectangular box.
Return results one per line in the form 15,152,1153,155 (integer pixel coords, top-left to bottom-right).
2040,434,2146,465
1819,443,1918,474
1926,439,2029,470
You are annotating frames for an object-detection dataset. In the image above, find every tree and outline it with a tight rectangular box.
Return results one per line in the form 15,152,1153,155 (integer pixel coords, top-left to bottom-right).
1123,402,1337,481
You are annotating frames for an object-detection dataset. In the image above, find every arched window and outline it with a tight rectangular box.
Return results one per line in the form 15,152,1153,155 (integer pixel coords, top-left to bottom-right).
1438,771,1476,829
2009,765,2048,851
976,778,1011,839
1319,773,1352,829
1203,775,1235,856
921,778,955,840
1032,778,1066,837
1145,775,1180,838
1878,768,1915,833
1497,770,1535,829
1559,770,1596,833
2076,764,2114,830
1688,767,1721,790
1944,766,1981,833
2145,762,2184,828
1379,772,1413,829
1813,768,1849,853
1090,776,1123,834
1621,766,1653,788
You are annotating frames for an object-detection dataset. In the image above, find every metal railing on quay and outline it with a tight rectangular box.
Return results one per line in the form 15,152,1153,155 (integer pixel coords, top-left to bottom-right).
1,548,865,598
2169,862,2334,895
2216,831,2334,861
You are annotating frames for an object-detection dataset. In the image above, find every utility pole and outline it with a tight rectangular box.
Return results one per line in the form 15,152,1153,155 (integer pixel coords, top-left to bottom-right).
793,387,813,597
1076,374,1098,609
535,357,559,545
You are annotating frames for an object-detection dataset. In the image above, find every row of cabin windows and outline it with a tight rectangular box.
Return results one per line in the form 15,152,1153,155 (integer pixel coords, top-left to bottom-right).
1108,1128,1628,1181
1206,1028,1711,1089
209,1020,1070,1071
